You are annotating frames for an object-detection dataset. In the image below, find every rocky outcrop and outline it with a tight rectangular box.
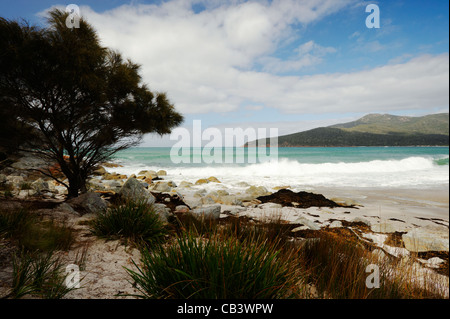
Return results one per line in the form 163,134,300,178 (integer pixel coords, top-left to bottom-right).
402,225,449,252
118,178,156,205
257,189,345,208
191,205,221,220
66,192,108,215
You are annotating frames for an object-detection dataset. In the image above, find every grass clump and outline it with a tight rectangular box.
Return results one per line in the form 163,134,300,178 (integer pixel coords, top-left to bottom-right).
9,249,78,299
90,199,168,248
0,209,74,252
126,232,304,299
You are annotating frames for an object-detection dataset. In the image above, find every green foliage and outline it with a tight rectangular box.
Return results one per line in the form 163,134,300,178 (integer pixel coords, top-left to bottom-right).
126,232,302,299
332,113,449,135
274,127,448,147
10,250,77,299
250,113,449,147
90,199,168,248
0,10,183,197
0,209,74,252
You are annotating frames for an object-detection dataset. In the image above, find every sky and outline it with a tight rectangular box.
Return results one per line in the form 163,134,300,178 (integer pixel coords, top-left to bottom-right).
1,0,449,146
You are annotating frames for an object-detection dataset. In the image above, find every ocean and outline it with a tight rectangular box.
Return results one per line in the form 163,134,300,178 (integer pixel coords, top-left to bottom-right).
106,146,449,192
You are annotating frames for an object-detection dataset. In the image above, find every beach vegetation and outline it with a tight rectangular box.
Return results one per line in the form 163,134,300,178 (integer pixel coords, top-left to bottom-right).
0,10,183,198
90,199,169,248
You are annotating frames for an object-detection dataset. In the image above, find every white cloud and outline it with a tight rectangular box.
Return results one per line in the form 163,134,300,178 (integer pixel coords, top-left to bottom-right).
44,1,448,117
260,40,337,73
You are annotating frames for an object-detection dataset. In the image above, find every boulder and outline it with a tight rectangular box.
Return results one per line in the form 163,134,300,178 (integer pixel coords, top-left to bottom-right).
93,166,107,176
246,185,270,197
402,225,449,252
191,205,221,220
152,203,171,223
257,189,341,208
156,170,167,176
138,170,158,179
216,190,229,196
234,181,250,187
371,221,410,233
31,179,50,194
294,216,322,230
118,177,156,205
182,197,202,209
258,202,282,209
150,181,177,193
195,178,209,185
175,205,190,213
178,181,193,188
207,176,221,183
329,220,343,228
67,192,108,215
219,195,243,206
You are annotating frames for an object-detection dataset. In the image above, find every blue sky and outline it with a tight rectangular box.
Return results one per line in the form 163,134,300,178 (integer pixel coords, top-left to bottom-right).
1,0,448,146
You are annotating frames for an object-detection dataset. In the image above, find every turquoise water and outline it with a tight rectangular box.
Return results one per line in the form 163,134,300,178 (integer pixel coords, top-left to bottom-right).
109,147,449,189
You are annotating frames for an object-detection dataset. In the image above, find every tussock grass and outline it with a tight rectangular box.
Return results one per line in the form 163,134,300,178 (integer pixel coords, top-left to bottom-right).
90,199,168,248
296,231,448,299
9,249,78,299
0,209,74,252
126,231,305,299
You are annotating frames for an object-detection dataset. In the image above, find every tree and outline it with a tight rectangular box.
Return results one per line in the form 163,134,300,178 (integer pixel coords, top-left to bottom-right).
0,10,183,197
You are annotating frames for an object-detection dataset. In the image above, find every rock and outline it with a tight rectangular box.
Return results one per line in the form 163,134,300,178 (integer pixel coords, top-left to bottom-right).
102,180,122,191
234,181,250,187
331,197,363,207
195,178,209,185
54,185,69,195
150,181,177,193
183,197,202,209
178,181,193,188
219,195,243,206
58,202,79,215
31,179,50,194
152,203,171,223
93,166,107,176
207,176,221,183
227,207,246,215
194,188,207,196
402,226,449,252
118,178,156,205
418,257,446,269
0,173,7,184
292,226,310,232
103,173,127,180
138,170,158,179
191,205,221,220
294,216,322,230
216,190,229,196
67,192,108,215
258,203,282,209
257,189,341,208
175,205,190,213
371,222,409,233
245,185,270,197
329,220,343,228
6,175,24,189
17,189,36,199
156,170,167,176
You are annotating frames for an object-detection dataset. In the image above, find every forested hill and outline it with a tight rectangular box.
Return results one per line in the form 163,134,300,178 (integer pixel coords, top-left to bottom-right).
247,113,449,147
